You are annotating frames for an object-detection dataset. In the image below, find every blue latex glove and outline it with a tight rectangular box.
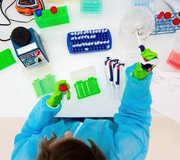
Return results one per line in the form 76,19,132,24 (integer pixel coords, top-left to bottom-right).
124,63,153,107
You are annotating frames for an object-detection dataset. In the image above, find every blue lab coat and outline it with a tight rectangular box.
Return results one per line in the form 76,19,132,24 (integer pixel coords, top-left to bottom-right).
11,64,152,160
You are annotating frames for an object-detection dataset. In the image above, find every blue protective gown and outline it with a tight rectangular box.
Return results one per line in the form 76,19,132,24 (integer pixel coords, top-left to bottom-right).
11,64,152,160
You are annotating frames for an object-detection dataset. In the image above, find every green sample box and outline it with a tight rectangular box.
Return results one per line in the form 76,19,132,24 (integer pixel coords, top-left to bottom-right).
0,49,16,70
32,74,56,97
74,77,101,99
34,6,70,28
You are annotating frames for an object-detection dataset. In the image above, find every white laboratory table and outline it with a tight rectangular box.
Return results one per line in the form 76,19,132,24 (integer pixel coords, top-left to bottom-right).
0,0,180,123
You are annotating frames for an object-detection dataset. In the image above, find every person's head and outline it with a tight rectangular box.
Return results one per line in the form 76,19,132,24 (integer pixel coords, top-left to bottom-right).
37,131,106,160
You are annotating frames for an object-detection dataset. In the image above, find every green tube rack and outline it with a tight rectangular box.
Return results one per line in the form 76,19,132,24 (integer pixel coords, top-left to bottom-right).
34,6,70,28
74,77,101,99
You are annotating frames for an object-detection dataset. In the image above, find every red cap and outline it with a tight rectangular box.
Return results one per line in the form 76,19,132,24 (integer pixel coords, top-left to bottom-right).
178,12,180,17
147,68,152,72
50,6,58,14
143,58,148,62
164,12,171,19
117,65,120,70
157,11,164,20
59,84,68,92
172,18,180,26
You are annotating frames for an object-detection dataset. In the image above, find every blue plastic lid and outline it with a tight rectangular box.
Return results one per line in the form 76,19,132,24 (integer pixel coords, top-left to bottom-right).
35,9,42,17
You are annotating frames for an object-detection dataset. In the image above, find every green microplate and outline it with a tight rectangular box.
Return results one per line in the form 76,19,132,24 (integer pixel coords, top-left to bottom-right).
0,49,16,70
32,74,56,97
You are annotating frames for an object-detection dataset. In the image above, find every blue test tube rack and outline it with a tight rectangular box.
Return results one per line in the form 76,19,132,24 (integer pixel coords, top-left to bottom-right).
67,28,112,54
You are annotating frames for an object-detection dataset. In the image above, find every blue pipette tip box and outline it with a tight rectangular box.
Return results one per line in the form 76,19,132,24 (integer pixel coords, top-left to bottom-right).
67,28,112,54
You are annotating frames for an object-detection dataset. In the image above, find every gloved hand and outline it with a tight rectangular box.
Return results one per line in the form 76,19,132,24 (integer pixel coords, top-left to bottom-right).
56,80,71,100
141,48,158,61
132,45,158,80
132,62,149,80
47,80,70,107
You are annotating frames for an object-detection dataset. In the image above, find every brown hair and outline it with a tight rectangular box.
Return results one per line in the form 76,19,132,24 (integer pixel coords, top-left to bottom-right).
37,134,106,160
